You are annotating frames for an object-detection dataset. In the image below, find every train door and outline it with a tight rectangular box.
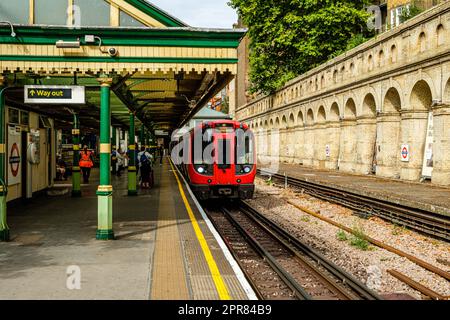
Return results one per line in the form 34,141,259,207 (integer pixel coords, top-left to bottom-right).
215,135,234,186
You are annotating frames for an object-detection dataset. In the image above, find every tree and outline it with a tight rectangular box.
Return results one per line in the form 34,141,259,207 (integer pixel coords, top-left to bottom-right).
399,3,422,24
229,0,373,94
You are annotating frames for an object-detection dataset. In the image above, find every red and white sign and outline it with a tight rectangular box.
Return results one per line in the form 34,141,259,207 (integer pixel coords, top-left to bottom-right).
8,125,21,185
401,144,410,162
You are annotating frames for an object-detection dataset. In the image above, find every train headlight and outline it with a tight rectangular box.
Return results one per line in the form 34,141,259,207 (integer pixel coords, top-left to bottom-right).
243,166,252,173
197,166,206,174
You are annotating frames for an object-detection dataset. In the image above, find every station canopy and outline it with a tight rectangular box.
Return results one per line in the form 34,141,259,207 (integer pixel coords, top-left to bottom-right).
0,0,245,133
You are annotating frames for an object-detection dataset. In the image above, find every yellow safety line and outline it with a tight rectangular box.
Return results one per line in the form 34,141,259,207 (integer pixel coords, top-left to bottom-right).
169,159,231,300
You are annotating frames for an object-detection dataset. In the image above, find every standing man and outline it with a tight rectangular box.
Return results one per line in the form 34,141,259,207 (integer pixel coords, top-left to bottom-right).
137,146,153,188
79,145,94,183
159,144,164,166
111,146,118,175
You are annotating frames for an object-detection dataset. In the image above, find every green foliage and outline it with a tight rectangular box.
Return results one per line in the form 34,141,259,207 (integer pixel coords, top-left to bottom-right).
329,34,370,59
399,4,423,23
266,176,274,186
337,230,348,241
229,0,374,93
300,216,311,223
350,226,370,251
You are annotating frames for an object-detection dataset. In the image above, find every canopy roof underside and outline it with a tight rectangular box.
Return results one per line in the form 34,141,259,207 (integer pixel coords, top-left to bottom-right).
0,25,245,132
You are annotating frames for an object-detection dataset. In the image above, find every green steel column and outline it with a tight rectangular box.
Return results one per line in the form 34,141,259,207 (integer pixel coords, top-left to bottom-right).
111,126,117,174
96,76,114,240
128,113,137,196
71,114,81,197
0,77,9,241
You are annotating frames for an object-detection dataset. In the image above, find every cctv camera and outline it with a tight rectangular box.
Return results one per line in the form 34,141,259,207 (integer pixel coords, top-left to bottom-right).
108,47,118,57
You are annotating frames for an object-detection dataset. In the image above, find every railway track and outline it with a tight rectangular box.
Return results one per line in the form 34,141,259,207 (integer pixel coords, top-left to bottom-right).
205,201,381,300
258,170,450,242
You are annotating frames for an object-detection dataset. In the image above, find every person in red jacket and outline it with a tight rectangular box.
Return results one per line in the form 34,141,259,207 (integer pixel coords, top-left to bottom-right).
79,145,94,183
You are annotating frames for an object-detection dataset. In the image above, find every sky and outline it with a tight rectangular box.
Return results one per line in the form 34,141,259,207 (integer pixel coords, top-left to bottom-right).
148,0,238,29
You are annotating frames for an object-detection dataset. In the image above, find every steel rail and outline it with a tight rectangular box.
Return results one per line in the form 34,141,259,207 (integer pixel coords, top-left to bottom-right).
220,207,313,300
238,201,381,300
259,170,449,241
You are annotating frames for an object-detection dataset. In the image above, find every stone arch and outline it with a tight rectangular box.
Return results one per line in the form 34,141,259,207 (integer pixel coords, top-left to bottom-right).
289,113,295,127
333,70,338,83
321,75,325,88
264,119,269,129
329,102,340,121
390,44,397,63
317,105,326,123
269,118,274,128
384,88,402,113
378,49,384,67
350,62,355,76
410,80,433,111
437,24,445,46
344,98,357,119
418,31,427,53
297,110,304,126
368,54,373,71
275,117,280,128
444,77,450,104
361,93,377,117
306,108,315,124
281,115,288,128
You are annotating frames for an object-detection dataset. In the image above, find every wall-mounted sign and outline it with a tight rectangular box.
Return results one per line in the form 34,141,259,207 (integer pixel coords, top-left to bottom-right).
325,145,331,158
24,85,85,104
8,125,21,186
422,112,433,178
401,144,409,162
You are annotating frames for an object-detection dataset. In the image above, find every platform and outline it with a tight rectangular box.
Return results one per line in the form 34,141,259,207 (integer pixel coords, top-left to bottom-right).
0,159,253,300
263,163,450,218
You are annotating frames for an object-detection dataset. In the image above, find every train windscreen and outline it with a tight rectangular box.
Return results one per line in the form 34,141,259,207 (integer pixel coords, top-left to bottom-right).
218,139,231,169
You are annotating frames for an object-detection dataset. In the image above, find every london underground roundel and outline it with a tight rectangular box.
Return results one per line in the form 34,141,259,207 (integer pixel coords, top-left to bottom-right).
9,143,21,177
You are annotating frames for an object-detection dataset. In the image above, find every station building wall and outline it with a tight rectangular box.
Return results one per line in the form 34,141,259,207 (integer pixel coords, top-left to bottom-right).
5,106,56,202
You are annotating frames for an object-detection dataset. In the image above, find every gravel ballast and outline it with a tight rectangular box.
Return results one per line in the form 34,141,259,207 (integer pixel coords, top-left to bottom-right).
247,178,450,300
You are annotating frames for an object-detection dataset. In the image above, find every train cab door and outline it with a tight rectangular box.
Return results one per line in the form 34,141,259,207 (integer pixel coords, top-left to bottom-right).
215,135,234,186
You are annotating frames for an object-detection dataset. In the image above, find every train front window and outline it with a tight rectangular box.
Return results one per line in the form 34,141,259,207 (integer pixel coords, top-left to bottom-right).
218,139,231,169
236,131,255,165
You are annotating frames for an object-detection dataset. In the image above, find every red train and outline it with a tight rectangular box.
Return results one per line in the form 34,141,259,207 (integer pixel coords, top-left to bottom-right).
173,120,256,200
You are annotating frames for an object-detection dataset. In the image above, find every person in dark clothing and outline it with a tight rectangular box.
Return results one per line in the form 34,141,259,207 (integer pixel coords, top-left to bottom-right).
159,145,164,165
138,146,153,188
111,147,118,175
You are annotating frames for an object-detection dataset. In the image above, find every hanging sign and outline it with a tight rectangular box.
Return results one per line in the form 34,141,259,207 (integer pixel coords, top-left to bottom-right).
24,85,85,104
401,144,409,162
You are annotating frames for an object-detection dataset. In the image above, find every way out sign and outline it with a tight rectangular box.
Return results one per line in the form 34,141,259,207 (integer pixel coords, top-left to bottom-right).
24,85,85,104
401,144,410,162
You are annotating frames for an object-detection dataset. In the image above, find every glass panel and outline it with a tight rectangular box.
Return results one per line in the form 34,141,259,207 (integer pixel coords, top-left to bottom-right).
20,111,29,126
74,0,110,26
119,10,145,27
35,0,68,25
8,108,19,124
0,0,29,24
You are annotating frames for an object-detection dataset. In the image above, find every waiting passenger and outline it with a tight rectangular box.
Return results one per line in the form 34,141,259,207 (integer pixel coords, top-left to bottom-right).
79,145,94,183
138,146,153,189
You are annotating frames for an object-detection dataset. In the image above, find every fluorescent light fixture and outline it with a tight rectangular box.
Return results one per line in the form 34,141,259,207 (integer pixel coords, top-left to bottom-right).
56,40,80,48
